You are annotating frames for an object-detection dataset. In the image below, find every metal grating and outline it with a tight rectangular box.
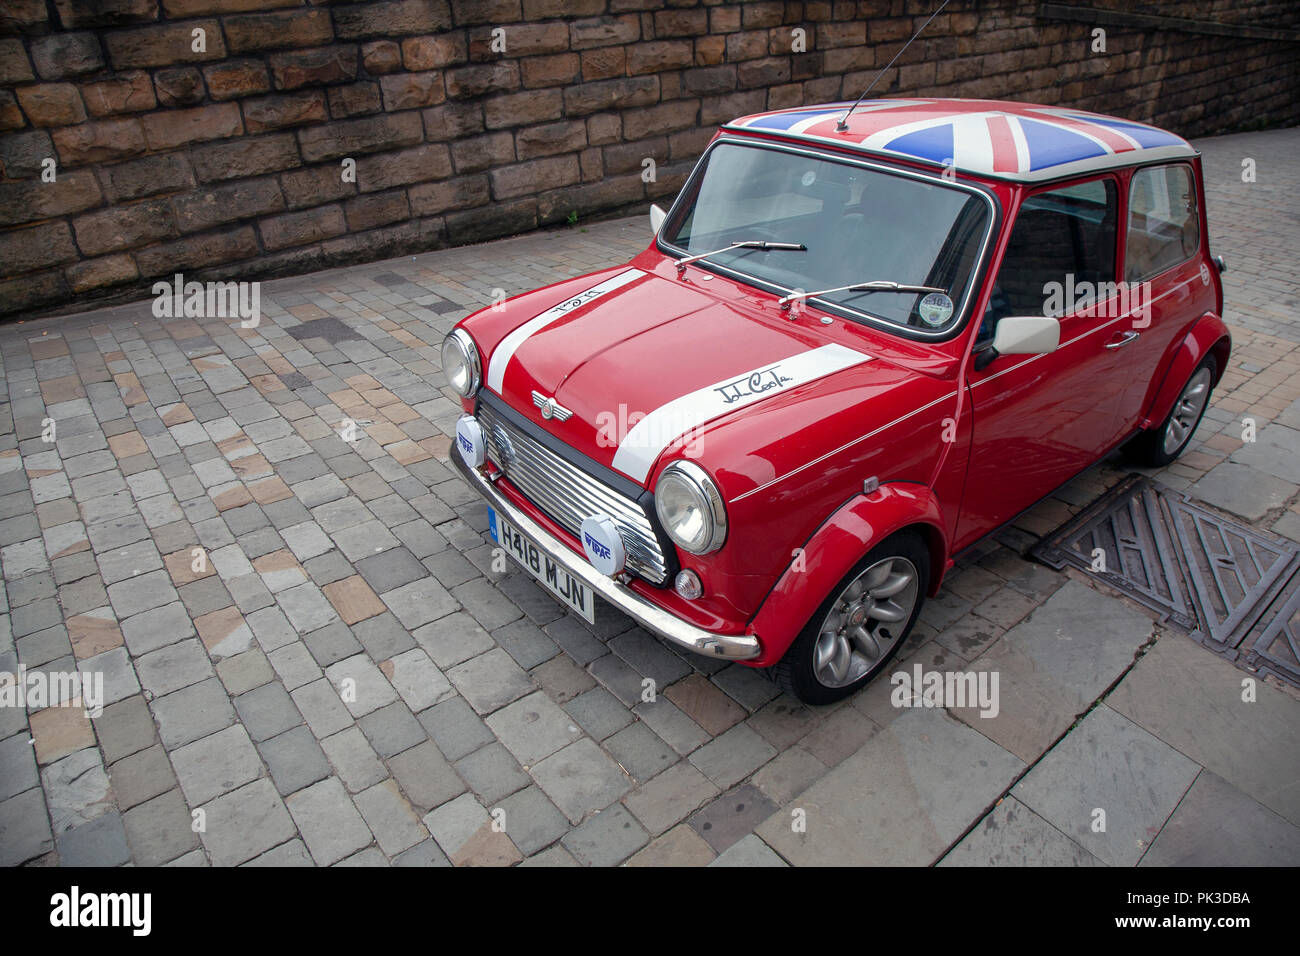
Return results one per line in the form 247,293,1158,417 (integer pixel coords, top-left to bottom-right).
1033,474,1300,687
476,401,670,585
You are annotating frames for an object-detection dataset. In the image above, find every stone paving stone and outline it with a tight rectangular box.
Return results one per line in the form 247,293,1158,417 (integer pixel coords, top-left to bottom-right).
260,725,331,797
302,620,363,668
609,628,692,685
194,605,255,660
530,737,632,825
751,746,828,806
517,845,580,867
286,776,374,866
664,673,747,736
455,741,531,804
353,611,416,660
216,646,275,696
691,780,780,858
940,796,1104,867
109,743,177,811
106,568,177,618
948,579,1154,763
623,761,721,837
447,647,534,715
0,787,54,865
325,653,399,718
391,838,452,867
93,695,157,763
200,778,297,867
320,727,387,796
632,697,709,756
267,641,324,691
122,789,200,866
152,677,237,749
711,664,781,712
798,706,879,768
291,677,353,739
380,647,453,712
29,704,95,765
413,611,494,668
135,638,215,698
234,681,303,742
418,695,495,761
422,791,521,866
587,652,644,708
758,709,1023,866
172,724,264,807
278,582,340,634
354,778,429,856
709,833,789,867
242,838,314,867
531,654,596,705
561,686,634,742
562,803,649,867
355,546,427,593
42,747,112,835
246,605,298,652
388,739,466,812
55,809,132,866
492,618,559,669
626,823,717,866
381,575,457,630
357,700,426,758
544,616,607,666
1190,460,1296,521
496,785,569,857
604,721,676,784
485,691,584,767
1013,704,1200,867
689,724,778,790
1109,634,1300,827
1140,770,1300,866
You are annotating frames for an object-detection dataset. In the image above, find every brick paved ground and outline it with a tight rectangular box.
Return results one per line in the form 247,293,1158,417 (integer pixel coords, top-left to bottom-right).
2,127,1298,867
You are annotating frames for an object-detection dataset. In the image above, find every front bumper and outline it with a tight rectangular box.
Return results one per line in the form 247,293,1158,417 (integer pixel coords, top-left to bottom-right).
450,450,762,661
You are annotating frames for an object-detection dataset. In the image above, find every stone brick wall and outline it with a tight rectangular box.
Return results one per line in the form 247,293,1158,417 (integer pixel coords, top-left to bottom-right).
1,0,1297,318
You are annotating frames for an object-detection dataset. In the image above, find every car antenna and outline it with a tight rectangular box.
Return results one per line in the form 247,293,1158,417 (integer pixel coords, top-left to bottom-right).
836,0,950,132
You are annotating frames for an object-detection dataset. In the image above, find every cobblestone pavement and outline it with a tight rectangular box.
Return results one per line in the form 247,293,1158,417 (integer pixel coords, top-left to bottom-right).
2,127,1298,867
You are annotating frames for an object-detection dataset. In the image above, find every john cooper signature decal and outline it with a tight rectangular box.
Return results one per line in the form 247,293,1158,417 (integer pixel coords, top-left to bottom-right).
715,367,794,404
486,268,644,394
612,343,872,483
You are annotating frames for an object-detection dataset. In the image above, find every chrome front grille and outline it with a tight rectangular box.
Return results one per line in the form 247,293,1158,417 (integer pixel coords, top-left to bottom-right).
477,402,670,585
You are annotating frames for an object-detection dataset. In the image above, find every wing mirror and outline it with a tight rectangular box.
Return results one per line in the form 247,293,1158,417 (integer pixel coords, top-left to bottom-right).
975,315,1060,370
649,203,666,236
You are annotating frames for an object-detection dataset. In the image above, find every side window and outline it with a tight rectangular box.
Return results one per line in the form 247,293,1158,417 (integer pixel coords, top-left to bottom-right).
1125,164,1199,282
980,178,1118,338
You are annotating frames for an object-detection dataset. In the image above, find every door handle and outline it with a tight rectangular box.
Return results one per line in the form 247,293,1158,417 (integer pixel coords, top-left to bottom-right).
1104,330,1140,349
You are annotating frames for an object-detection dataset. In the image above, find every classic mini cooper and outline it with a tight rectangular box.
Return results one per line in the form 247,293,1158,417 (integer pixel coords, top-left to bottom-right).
443,98,1229,704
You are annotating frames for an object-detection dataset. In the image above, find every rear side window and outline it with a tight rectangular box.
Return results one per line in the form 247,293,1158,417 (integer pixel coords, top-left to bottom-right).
983,178,1118,330
1125,164,1200,282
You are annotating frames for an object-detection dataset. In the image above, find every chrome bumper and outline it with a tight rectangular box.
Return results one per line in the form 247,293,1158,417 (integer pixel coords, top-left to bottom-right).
450,450,762,661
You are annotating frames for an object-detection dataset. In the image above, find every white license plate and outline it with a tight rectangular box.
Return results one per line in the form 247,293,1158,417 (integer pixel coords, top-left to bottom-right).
488,506,595,624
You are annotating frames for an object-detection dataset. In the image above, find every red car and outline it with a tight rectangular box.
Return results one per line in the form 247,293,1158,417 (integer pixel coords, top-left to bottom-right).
444,98,1229,704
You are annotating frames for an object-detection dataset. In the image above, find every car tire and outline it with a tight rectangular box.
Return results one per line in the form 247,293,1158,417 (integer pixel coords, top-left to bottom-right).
1124,354,1218,467
771,530,930,706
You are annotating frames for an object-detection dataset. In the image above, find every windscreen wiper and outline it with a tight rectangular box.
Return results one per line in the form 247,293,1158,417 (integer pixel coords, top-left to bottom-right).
675,240,806,275
778,280,946,311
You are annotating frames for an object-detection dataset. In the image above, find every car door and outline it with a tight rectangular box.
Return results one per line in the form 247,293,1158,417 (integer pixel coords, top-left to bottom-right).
956,175,1129,547
1110,162,1213,433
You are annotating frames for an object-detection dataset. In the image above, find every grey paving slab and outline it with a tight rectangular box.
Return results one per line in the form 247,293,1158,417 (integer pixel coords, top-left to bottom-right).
200,778,297,867
940,796,1104,867
0,787,53,865
485,691,584,767
1140,770,1300,866
757,708,1024,866
710,833,788,867
1012,704,1200,866
1189,461,1297,522
561,803,649,867
171,724,264,807
286,776,374,866
531,738,633,825
1109,635,1300,827
949,579,1155,762
447,647,534,716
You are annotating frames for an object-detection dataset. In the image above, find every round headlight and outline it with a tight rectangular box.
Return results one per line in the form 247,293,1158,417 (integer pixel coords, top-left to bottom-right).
654,461,727,555
441,329,480,397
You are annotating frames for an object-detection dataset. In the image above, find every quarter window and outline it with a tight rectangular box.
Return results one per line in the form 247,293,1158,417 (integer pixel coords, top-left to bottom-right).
1125,164,1199,282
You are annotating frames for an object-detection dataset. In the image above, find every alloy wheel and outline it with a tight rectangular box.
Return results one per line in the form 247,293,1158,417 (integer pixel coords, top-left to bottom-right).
1163,366,1212,456
812,556,920,688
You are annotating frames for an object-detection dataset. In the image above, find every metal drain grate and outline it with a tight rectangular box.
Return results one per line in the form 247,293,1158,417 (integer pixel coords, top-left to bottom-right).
1033,474,1300,686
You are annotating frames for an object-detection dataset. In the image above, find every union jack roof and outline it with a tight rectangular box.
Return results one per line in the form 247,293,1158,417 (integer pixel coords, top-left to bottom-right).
725,98,1197,183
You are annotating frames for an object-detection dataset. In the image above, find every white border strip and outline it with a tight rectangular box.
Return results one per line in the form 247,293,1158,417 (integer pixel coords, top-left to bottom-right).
486,268,644,394
613,343,872,484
